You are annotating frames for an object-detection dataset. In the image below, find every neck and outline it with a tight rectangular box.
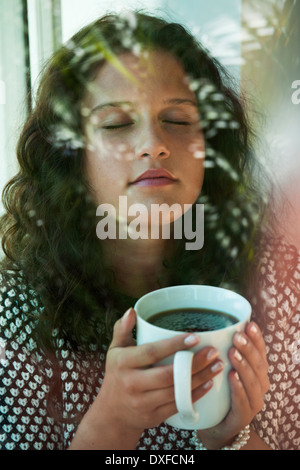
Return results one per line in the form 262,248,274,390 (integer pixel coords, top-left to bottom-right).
102,236,175,299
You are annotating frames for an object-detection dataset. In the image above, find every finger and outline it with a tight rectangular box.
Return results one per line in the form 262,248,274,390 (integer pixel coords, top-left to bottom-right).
229,347,266,413
132,347,223,392
192,359,224,390
232,330,269,394
191,347,219,374
154,379,214,423
129,358,218,425
109,308,136,350
227,369,252,423
246,322,268,361
191,347,224,389
121,333,201,369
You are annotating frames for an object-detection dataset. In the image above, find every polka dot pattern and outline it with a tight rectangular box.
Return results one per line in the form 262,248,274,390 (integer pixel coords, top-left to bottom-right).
251,237,300,450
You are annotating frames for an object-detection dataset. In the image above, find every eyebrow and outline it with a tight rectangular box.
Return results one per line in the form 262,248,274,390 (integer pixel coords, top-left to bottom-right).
90,101,132,114
90,98,198,114
163,98,198,107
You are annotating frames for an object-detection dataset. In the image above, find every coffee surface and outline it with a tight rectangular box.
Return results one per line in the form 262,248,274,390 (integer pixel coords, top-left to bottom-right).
148,308,238,332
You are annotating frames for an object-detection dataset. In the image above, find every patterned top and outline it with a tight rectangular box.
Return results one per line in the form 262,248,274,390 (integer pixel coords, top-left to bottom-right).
0,237,299,450
251,237,300,450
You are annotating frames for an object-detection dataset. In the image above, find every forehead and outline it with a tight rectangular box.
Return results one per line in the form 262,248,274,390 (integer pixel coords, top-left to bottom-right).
83,50,194,107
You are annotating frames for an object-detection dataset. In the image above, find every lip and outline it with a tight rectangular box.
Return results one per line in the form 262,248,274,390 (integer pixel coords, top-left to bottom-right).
130,169,177,187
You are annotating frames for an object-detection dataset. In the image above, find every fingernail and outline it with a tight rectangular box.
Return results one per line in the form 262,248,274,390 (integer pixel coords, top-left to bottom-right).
122,308,132,321
249,323,258,335
211,361,223,373
234,349,243,362
184,334,200,346
235,333,247,346
202,379,213,389
207,348,219,361
234,371,240,381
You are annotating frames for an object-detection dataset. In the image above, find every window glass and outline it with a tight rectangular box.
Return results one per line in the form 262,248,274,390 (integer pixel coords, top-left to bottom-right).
1,0,299,224
242,0,300,184
0,0,28,213
0,0,243,216
60,0,242,79
0,0,62,215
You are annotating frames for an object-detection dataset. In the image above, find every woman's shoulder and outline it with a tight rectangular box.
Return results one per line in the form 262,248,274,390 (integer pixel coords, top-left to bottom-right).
252,233,300,328
0,268,42,350
0,267,108,356
0,267,43,303
257,233,300,286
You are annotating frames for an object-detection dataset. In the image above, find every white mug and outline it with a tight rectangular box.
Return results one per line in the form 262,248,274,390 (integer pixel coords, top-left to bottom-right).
135,285,251,430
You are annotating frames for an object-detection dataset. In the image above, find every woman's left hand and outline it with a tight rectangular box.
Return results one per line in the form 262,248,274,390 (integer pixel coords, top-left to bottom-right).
197,321,270,450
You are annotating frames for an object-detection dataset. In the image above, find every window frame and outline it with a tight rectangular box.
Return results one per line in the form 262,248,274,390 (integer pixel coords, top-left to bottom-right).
0,0,62,216
27,0,62,105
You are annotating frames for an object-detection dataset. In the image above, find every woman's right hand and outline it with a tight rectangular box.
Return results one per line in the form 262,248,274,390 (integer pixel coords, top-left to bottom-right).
69,308,224,450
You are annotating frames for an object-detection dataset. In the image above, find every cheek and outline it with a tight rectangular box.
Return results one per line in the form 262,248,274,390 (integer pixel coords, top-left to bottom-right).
84,151,105,202
180,156,205,204
180,149,205,181
84,146,133,205
190,160,205,196
88,131,135,165
180,135,205,192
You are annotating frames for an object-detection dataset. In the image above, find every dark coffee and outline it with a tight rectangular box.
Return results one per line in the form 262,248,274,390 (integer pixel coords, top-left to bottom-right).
148,308,238,332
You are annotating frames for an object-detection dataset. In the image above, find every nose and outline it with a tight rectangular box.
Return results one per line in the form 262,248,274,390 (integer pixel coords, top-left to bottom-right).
136,122,170,160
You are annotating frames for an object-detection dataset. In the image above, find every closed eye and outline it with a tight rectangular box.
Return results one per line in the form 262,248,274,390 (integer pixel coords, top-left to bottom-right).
163,120,191,126
101,122,134,130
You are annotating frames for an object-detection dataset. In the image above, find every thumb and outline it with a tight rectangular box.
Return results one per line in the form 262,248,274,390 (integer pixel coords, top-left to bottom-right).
109,308,136,349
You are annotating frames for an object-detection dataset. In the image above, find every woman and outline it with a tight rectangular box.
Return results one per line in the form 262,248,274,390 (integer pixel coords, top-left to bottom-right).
0,12,271,450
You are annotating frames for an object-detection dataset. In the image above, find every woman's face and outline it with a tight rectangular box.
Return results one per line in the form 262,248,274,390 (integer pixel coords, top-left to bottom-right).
82,50,205,224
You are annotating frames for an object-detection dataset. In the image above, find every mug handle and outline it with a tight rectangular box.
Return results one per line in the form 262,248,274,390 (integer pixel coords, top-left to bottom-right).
173,350,200,426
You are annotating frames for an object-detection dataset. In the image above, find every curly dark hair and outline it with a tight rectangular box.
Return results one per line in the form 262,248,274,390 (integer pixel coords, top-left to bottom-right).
0,12,265,351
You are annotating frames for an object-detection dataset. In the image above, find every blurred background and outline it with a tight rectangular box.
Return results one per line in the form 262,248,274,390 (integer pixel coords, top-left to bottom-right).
0,0,299,242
